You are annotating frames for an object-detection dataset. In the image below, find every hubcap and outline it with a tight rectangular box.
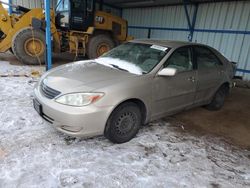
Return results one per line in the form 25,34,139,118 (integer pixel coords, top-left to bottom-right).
115,112,136,136
24,38,45,57
96,43,110,56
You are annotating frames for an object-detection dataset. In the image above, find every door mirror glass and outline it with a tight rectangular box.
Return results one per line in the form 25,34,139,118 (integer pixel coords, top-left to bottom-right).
158,68,177,77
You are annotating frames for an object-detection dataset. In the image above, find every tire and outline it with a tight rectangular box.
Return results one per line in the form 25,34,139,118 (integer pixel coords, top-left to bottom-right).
105,102,142,143
205,85,227,111
87,34,115,59
12,28,46,65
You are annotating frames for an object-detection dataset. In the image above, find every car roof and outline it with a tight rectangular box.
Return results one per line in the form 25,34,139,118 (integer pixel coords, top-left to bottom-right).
130,39,206,49
130,39,228,63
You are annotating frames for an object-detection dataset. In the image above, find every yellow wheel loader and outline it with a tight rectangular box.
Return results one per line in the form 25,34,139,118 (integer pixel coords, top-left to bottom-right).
0,0,132,65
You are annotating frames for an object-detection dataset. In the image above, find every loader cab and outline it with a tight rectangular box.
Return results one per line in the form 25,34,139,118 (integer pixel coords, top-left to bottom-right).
56,0,95,31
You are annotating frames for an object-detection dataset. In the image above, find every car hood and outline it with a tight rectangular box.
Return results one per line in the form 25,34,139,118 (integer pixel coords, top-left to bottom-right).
42,60,138,93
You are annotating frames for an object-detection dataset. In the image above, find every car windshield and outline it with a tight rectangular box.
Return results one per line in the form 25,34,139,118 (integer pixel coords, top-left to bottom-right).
95,42,169,75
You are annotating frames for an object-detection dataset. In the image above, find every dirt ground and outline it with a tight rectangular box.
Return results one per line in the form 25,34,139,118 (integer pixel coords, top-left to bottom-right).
171,87,250,149
1,51,250,149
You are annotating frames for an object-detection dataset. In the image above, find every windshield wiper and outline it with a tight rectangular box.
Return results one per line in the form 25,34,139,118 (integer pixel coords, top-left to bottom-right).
110,64,128,72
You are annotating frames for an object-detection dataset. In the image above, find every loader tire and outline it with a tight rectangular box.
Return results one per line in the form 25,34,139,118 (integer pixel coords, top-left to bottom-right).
12,28,46,65
87,34,115,59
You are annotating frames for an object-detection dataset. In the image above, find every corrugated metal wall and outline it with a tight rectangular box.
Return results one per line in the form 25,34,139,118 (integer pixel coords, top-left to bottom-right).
123,6,193,39
123,1,250,80
193,1,250,79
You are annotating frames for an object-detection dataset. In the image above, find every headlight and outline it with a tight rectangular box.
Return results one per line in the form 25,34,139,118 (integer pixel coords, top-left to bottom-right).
55,92,104,106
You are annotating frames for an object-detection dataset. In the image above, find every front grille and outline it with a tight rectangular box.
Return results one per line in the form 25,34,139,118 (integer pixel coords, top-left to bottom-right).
40,81,61,99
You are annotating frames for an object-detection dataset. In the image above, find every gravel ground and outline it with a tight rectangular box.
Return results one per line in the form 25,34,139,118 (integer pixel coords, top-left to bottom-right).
0,61,250,188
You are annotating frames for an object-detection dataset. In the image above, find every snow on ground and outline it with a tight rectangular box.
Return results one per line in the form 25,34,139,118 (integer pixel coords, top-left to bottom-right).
0,61,250,188
0,61,44,76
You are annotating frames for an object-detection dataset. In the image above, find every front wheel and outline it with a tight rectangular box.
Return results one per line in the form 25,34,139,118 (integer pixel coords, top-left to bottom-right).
105,102,142,143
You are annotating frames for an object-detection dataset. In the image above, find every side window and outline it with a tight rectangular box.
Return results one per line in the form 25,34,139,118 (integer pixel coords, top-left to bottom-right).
195,47,221,69
57,0,69,11
164,47,193,72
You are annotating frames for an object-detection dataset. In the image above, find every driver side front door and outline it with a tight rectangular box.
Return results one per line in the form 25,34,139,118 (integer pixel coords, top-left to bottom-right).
152,46,197,119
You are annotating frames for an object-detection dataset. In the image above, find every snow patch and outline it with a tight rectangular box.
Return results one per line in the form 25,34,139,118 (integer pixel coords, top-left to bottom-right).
0,61,44,75
0,61,250,187
95,57,143,75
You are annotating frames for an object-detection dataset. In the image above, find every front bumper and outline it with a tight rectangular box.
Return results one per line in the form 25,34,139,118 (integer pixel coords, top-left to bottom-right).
33,87,114,137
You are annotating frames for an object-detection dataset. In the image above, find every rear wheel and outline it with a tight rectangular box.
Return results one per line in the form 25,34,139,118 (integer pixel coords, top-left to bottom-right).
12,28,45,65
87,34,115,59
105,102,142,143
205,85,228,111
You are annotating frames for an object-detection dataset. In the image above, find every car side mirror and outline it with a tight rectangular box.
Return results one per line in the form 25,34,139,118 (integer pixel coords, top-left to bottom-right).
157,67,177,77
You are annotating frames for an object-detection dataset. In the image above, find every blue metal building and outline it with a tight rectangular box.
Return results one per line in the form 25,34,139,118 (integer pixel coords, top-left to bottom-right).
121,0,250,80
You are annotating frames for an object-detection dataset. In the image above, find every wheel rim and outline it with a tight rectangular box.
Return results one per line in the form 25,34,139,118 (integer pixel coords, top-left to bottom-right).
115,112,137,136
96,43,110,57
24,38,45,57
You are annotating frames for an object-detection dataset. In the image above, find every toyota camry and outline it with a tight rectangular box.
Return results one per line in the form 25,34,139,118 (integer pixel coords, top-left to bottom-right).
33,39,235,143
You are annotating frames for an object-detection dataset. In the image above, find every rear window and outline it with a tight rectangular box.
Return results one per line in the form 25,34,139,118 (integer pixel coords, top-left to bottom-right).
194,46,222,69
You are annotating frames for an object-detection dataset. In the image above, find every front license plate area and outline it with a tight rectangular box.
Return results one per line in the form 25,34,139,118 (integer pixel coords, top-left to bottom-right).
33,99,42,115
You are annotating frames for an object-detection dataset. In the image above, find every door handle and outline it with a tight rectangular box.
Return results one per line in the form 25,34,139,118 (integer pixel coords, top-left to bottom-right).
188,76,196,83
